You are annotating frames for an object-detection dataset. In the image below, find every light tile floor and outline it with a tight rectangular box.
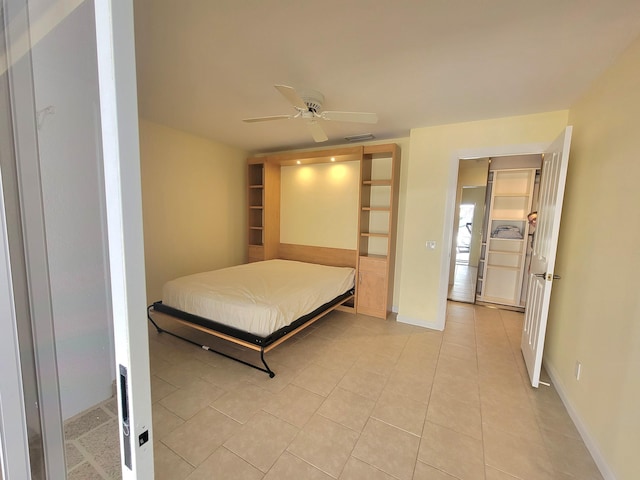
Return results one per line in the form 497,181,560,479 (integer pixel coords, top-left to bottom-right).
66,302,603,479
448,264,478,304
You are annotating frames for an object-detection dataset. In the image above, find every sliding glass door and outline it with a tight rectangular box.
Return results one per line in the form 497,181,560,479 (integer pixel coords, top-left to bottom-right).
1,0,152,477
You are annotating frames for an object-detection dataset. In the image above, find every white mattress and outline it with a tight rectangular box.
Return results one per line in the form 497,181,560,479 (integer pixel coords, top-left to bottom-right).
162,259,355,337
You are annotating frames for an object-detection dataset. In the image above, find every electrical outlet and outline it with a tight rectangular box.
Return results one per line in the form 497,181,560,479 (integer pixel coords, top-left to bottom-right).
575,361,582,380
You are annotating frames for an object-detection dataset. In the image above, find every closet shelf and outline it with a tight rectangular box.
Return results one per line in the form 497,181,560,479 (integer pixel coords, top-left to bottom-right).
488,248,523,254
486,265,521,272
488,237,524,242
478,167,537,308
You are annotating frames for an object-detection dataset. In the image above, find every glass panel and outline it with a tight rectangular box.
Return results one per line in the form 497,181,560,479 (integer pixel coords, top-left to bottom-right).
0,2,45,477
27,1,121,477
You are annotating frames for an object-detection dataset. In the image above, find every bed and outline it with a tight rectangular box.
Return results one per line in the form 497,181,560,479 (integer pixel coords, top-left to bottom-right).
147,248,356,377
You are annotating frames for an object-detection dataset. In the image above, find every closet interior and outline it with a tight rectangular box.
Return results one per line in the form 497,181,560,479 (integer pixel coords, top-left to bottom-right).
449,154,542,309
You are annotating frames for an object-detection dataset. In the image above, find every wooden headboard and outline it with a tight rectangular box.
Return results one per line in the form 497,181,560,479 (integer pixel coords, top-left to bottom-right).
278,243,357,268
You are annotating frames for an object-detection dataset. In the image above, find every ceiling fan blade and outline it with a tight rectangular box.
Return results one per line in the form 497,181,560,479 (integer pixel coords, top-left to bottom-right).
320,111,378,124
275,85,307,110
306,121,328,143
242,114,293,123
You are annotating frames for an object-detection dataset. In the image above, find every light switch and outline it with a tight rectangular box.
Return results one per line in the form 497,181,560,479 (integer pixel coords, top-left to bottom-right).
426,241,436,250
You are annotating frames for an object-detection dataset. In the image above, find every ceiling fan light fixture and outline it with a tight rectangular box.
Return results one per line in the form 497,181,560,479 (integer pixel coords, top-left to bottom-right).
243,85,378,143
345,133,375,142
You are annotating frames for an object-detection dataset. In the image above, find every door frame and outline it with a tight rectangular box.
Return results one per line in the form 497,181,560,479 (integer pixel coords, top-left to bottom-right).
94,0,154,477
438,142,551,329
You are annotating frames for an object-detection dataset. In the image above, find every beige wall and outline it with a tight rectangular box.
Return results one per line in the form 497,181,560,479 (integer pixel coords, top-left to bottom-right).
397,111,569,328
281,161,359,249
139,120,248,302
546,34,640,480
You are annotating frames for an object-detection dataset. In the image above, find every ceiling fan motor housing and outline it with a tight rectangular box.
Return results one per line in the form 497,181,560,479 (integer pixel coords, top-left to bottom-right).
300,90,325,113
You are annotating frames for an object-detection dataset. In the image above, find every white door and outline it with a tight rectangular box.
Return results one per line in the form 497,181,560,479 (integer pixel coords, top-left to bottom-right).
95,1,154,478
521,127,572,387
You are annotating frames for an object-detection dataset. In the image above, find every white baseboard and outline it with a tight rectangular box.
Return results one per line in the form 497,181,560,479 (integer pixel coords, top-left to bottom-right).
543,360,616,480
396,314,443,331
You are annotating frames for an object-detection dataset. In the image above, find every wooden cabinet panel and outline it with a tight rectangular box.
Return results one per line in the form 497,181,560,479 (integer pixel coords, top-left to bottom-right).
248,245,263,263
357,258,388,318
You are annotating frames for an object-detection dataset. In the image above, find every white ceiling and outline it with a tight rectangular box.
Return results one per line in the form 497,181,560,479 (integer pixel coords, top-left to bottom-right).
133,0,640,154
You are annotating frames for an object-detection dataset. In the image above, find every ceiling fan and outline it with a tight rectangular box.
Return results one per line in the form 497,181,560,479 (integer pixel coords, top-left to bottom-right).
242,85,378,143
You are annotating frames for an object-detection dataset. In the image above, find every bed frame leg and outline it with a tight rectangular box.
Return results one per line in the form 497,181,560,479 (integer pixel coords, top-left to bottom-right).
261,349,275,378
147,304,163,333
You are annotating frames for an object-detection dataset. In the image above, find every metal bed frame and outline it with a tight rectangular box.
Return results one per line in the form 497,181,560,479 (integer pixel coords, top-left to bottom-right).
147,289,354,377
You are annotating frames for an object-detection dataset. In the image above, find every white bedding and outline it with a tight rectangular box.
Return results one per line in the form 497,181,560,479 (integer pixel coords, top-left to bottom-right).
162,259,355,337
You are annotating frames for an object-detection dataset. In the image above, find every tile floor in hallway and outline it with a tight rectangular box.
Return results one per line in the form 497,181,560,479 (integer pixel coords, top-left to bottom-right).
65,302,603,479
448,264,478,304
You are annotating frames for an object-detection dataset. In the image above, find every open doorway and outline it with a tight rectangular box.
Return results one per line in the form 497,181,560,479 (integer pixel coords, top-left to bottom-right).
448,158,489,303
448,155,543,309
456,203,474,265
448,200,483,303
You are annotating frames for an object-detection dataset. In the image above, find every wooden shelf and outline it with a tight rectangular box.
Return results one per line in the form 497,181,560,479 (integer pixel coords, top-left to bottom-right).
357,144,400,319
246,160,280,261
360,232,389,238
363,179,392,186
362,206,390,212
359,253,388,260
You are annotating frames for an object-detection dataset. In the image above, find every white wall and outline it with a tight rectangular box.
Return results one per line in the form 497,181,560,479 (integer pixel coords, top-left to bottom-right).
31,1,114,419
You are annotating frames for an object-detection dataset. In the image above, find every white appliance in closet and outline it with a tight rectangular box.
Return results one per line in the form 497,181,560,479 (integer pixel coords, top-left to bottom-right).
477,168,536,307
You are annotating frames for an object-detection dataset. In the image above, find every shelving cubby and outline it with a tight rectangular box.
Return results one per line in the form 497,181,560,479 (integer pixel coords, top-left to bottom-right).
477,168,535,307
356,144,400,319
247,159,280,262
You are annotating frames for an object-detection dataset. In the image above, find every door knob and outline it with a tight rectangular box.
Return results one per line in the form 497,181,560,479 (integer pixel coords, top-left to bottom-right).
534,273,561,280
